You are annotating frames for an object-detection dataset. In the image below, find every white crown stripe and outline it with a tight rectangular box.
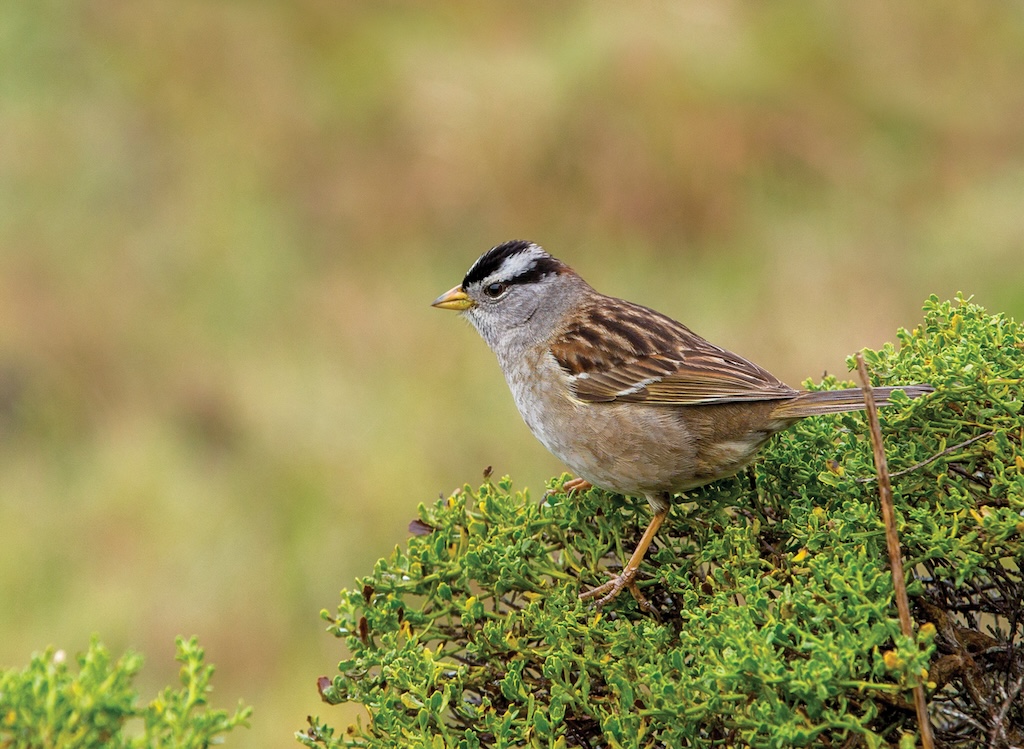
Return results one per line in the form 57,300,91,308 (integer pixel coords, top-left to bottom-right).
483,246,546,286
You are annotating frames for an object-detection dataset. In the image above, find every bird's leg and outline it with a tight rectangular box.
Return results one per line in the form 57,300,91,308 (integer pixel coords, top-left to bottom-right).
579,506,668,610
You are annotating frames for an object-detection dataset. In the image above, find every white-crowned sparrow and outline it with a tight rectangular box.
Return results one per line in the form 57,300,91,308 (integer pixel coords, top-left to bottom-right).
433,240,932,610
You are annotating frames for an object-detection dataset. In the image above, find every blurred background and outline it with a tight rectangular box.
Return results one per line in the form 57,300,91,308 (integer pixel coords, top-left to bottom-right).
2,1,1023,745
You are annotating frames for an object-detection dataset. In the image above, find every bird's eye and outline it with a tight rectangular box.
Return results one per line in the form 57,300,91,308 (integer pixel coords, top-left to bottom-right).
483,282,507,298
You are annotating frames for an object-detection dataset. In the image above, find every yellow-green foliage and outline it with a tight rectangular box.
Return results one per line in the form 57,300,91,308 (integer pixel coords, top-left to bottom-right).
304,296,1023,748
0,637,249,749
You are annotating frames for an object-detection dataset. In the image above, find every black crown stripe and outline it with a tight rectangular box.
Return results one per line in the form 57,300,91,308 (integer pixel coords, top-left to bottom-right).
462,240,563,288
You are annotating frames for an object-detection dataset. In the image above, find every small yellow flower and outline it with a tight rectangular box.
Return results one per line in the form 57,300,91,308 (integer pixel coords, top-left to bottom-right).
883,650,903,670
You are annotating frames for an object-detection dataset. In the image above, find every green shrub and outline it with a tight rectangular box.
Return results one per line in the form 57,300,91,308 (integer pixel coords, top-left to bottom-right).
0,636,250,748
303,295,1023,748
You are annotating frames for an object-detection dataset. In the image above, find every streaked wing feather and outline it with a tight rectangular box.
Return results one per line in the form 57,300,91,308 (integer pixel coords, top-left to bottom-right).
551,298,798,406
571,355,680,402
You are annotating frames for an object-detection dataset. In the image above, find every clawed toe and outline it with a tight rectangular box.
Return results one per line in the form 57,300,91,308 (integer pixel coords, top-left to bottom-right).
579,569,635,603
579,569,656,615
562,477,593,494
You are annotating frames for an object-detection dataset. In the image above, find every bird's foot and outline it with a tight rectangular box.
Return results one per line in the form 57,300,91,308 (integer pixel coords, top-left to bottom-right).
562,477,593,494
544,476,593,500
579,569,656,615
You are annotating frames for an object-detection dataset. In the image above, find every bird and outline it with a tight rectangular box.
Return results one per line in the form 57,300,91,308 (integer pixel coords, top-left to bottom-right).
432,240,932,610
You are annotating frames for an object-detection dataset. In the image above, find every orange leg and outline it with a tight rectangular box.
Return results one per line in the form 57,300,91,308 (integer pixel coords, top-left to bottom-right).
579,506,668,612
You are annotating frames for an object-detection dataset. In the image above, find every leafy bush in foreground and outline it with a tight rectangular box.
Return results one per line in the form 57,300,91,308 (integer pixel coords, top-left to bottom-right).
304,295,1023,748
0,636,250,748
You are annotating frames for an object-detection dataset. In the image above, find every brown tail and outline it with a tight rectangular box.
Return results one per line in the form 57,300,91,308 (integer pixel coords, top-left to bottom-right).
770,384,933,419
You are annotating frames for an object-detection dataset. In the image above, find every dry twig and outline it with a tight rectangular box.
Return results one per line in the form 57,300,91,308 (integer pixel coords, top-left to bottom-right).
855,353,935,749
855,430,995,483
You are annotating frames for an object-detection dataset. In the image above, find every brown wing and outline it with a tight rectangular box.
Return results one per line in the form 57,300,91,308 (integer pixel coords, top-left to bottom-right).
550,298,798,406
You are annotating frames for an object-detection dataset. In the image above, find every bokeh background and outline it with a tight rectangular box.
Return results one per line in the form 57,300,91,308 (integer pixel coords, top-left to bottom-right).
3,2,1024,745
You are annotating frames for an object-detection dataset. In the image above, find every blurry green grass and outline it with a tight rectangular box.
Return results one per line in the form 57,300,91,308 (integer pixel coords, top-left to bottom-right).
1,2,1023,746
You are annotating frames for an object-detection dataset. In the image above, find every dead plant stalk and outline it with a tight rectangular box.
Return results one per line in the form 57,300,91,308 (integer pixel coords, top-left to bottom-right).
855,352,935,749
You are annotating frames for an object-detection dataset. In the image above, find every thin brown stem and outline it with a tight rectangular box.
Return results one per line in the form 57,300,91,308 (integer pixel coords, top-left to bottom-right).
856,430,995,483
855,353,935,749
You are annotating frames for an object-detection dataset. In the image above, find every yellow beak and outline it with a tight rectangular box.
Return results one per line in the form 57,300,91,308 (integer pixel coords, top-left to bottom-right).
431,285,475,311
